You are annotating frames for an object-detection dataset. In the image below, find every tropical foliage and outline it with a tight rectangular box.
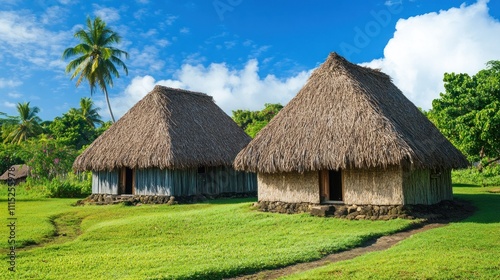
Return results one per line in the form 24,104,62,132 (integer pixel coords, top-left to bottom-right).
18,137,78,180
2,102,42,144
232,103,283,137
428,61,500,168
62,16,129,122
49,98,102,150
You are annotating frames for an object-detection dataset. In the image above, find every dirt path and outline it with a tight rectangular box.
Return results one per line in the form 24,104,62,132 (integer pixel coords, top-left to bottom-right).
229,222,447,280
18,212,82,251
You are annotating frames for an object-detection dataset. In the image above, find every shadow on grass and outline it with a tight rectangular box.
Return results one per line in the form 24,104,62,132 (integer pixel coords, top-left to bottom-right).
453,183,481,188
454,192,500,224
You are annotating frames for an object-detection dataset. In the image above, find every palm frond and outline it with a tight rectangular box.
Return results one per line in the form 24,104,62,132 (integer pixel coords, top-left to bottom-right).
62,16,128,122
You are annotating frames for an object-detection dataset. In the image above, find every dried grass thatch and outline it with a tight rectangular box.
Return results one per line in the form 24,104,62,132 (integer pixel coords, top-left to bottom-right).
234,52,469,173
74,86,251,171
0,164,30,180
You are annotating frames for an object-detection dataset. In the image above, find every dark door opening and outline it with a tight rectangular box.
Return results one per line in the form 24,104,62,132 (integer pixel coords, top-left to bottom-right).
120,167,135,195
329,170,343,201
125,168,133,194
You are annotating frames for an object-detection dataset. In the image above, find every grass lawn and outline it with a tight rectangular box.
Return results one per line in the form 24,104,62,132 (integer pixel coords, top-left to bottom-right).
283,185,500,280
0,188,413,280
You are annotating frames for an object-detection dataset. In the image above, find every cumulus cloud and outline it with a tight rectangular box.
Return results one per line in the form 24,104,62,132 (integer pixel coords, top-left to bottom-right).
8,92,22,98
362,0,500,109
93,5,121,23
0,78,22,88
3,101,16,108
41,6,67,25
0,10,72,67
165,15,178,26
103,60,311,118
128,46,165,73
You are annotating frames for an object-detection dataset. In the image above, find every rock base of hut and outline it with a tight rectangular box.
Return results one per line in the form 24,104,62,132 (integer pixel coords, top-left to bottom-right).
77,192,257,206
255,200,475,221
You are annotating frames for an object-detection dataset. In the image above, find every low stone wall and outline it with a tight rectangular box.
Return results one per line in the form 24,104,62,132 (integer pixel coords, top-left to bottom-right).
255,200,474,221
255,201,319,214
78,192,257,206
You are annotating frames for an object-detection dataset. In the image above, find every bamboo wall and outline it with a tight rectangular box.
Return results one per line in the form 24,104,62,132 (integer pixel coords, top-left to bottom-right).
92,170,119,194
257,171,320,203
402,168,452,204
92,166,256,196
343,166,404,205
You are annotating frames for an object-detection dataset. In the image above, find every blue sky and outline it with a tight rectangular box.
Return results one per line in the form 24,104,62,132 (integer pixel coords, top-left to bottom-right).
1,0,499,121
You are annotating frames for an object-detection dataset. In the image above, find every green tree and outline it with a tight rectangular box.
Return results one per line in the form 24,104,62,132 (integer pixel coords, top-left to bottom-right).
3,102,42,144
428,60,500,167
71,97,103,128
50,111,96,150
232,103,283,137
62,16,129,123
95,120,112,137
0,112,18,142
19,137,78,180
0,143,24,174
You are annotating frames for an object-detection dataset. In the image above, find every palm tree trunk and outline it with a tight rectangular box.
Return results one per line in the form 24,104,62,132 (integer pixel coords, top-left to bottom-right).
103,88,116,123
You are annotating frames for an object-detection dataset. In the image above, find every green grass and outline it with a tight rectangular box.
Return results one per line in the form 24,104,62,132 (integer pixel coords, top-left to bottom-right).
0,190,413,280
283,185,500,280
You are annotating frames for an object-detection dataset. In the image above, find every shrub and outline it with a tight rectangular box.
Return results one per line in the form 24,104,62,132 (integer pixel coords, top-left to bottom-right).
452,165,500,187
45,173,91,198
10,172,92,199
19,138,78,180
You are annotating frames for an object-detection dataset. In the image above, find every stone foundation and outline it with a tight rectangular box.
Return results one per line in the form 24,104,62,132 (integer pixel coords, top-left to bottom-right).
77,192,257,206
255,200,475,221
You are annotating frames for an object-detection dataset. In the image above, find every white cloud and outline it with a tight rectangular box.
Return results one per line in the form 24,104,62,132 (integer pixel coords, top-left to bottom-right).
0,10,72,68
0,78,22,88
129,46,165,73
3,102,16,108
156,39,171,47
41,6,67,25
384,0,402,7
106,60,311,119
224,40,236,49
179,27,190,34
133,8,147,20
141,29,158,37
182,52,206,65
165,15,178,25
8,92,22,98
93,5,121,23
362,0,500,110
0,11,42,45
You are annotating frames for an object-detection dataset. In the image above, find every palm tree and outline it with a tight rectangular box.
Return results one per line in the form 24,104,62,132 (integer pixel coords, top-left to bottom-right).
62,16,128,123
3,102,42,144
70,97,103,128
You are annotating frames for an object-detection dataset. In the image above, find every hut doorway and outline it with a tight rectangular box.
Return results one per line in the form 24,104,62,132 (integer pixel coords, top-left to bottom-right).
329,170,343,201
119,167,135,194
320,169,343,203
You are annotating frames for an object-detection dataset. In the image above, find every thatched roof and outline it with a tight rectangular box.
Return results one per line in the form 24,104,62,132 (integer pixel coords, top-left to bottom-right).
73,86,251,171
234,52,469,173
0,164,30,180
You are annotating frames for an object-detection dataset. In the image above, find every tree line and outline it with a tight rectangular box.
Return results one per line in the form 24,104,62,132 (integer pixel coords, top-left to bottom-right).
0,98,109,178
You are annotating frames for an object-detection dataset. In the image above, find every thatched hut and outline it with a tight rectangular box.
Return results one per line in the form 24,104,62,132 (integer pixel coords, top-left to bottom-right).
74,86,256,196
234,53,468,206
0,164,30,185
